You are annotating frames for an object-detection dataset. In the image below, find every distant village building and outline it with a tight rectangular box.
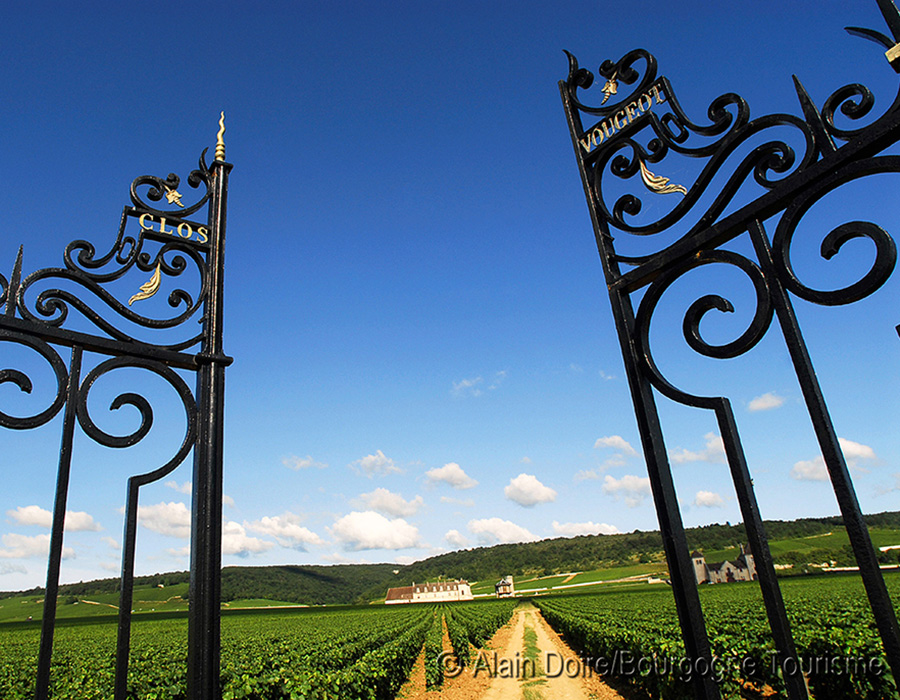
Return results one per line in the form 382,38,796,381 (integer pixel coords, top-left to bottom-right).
692,545,757,585
495,576,515,598
385,579,473,604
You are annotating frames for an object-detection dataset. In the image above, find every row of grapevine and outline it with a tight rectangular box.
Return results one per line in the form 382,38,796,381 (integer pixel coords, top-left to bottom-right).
423,609,444,689
534,574,900,700
443,599,518,667
0,604,433,700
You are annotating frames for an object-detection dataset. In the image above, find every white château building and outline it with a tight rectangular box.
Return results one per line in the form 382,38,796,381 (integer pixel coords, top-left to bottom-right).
385,579,473,604
692,545,757,585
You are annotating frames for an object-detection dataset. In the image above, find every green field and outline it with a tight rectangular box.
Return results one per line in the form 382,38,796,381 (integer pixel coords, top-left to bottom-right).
703,526,900,566
2,574,898,699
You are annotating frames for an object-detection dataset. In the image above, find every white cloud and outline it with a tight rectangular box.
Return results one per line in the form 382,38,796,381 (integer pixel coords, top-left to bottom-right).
594,435,637,456
223,494,236,508
693,491,725,508
330,511,420,551
245,513,323,549
468,518,537,545
791,457,828,481
521,456,532,464
167,546,190,557
670,433,726,464
164,480,192,494
551,520,620,536
99,561,120,572
102,536,121,550
426,462,478,489
350,450,401,477
7,505,101,532
64,512,102,532
136,502,191,539
569,363,584,373
838,437,877,464
0,533,74,560
283,455,328,470
357,488,424,517
575,469,603,481
487,370,507,390
440,496,475,507
0,561,27,575
452,376,483,397
748,392,785,412
602,474,652,507
445,529,469,547
504,473,557,507
222,521,275,557
791,437,878,481
6,505,52,528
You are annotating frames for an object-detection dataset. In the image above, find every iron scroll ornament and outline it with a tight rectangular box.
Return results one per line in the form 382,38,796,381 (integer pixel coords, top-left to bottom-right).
0,135,231,700
561,5,900,699
563,44,900,268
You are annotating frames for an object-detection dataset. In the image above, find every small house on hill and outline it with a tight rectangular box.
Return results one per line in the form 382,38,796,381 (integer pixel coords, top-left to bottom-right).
495,575,515,598
385,579,473,604
692,545,757,585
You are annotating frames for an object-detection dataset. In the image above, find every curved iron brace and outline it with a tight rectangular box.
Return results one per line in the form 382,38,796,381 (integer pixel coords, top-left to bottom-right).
0,331,68,429
772,155,900,305
634,250,807,697
74,356,197,700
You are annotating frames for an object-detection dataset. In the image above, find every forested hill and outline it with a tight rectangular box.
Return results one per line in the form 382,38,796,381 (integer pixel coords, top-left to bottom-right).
4,511,898,605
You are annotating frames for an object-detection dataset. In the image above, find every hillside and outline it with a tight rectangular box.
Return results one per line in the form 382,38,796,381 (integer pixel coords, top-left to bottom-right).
3,511,899,606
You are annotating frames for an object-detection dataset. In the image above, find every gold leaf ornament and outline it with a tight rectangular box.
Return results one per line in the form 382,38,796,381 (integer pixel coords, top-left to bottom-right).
165,187,185,207
638,160,688,196
600,72,618,105
128,263,162,306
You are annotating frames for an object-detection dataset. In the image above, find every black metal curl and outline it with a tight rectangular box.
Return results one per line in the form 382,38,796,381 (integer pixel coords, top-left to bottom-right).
130,149,211,218
76,355,195,467
822,83,884,142
0,331,68,429
564,49,658,115
773,155,900,305
0,270,7,310
17,255,206,351
634,250,774,407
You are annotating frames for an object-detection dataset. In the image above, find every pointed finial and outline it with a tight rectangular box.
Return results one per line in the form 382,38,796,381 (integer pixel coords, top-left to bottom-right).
6,246,23,317
215,112,226,161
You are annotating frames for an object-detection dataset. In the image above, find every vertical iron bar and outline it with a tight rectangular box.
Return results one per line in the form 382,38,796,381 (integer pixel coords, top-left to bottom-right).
560,81,720,700
713,403,808,698
748,218,900,681
34,345,82,700
114,477,140,700
187,155,231,700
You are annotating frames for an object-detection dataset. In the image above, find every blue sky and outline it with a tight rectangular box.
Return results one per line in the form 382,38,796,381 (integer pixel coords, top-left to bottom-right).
0,1,898,590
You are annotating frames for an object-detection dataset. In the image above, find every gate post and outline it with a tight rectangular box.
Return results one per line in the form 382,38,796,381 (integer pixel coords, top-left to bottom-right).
189,116,232,700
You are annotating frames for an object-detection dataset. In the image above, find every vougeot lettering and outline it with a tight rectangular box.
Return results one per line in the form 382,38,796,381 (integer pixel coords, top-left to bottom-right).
579,81,668,155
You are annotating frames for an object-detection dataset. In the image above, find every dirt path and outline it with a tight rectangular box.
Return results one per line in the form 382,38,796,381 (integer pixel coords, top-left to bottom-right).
399,604,626,700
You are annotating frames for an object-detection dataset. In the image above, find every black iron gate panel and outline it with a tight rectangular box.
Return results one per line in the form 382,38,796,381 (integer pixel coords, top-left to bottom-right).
1,119,231,700
561,3,900,699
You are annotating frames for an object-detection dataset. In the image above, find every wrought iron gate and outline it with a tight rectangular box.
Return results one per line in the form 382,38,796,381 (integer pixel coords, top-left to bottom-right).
1,119,231,700
561,3,900,699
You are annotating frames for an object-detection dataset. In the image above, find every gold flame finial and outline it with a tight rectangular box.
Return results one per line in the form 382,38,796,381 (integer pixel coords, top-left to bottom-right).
215,112,226,161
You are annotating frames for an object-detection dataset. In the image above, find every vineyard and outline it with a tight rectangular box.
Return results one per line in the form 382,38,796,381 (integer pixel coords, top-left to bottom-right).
0,599,518,700
535,572,900,700
1,575,898,699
